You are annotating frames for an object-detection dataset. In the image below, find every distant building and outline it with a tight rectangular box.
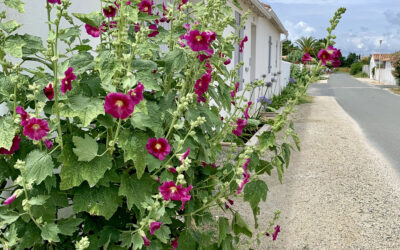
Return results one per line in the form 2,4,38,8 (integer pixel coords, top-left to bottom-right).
369,54,397,85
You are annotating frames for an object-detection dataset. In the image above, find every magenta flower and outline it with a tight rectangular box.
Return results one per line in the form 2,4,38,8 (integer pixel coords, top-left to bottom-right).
61,67,76,94
177,0,188,10
148,24,159,37
103,5,117,18
230,82,240,98
150,222,162,235
3,195,16,205
104,92,135,119
168,167,177,174
302,52,312,64
134,23,141,32
197,95,206,103
23,118,50,141
16,106,29,126
239,36,248,53
317,49,331,65
179,147,190,163
44,139,54,149
194,73,211,96
158,181,192,209
183,30,213,52
171,238,178,249
128,82,144,105
272,225,280,240
197,53,211,62
232,118,247,136
138,0,153,15
224,58,231,65
225,199,234,209
205,60,213,74
331,59,341,68
43,83,54,101
142,236,151,246
237,158,251,194
85,24,101,37
244,102,252,120
0,135,21,155
146,137,171,160
48,0,61,4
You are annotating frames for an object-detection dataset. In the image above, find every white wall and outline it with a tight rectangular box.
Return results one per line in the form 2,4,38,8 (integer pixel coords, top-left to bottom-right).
370,59,397,85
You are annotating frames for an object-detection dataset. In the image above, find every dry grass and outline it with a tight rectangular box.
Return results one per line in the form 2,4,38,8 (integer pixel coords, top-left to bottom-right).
389,88,400,95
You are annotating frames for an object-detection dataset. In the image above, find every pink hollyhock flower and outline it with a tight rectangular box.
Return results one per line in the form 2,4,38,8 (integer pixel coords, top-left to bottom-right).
224,58,231,65
331,59,341,68
197,54,210,62
138,0,153,15
239,36,248,53
184,30,213,52
44,139,53,149
48,0,61,4
128,82,144,105
302,52,312,64
126,1,131,5
205,60,212,73
179,147,190,163
225,199,234,209
272,225,280,240
3,195,16,205
61,67,76,94
317,49,331,65
23,118,50,141
158,181,192,209
237,158,251,194
197,95,206,103
43,83,54,101
244,102,252,120
146,137,171,160
195,73,211,96
104,92,135,119
0,135,21,155
230,82,240,98
177,0,188,10
142,236,151,246
85,24,101,37
178,185,192,210
16,106,29,126
150,221,162,235
171,238,178,249
183,23,190,31
103,5,117,18
207,31,216,42
168,167,177,174
163,2,168,13
148,24,159,37
134,23,141,32
201,162,208,167
232,118,247,136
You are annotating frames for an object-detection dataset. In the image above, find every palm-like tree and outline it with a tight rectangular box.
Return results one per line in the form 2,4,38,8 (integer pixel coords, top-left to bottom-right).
295,36,318,56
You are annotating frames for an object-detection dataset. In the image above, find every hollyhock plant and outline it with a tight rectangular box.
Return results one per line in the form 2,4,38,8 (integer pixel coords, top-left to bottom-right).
317,49,331,65
224,58,231,65
146,137,171,160
232,118,247,136
183,30,213,52
239,36,248,53
85,24,101,37
43,83,54,101
61,67,76,94
23,118,50,141
179,147,190,163
44,139,54,149
128,82,144,105
103,5,117,18
0,135,21,155
48,0,61,4
194,73,211,97
148,24,159,37
244,102,252,120
16,106,29,126
142,236,151,246
230,82,240,98
104,92,135,119
237,158,251,194
3,195,16,205
150,222,162,235
138,0,153,15
272,225,280,240
302,52,312,64
171,238,178,249
158,181,192,209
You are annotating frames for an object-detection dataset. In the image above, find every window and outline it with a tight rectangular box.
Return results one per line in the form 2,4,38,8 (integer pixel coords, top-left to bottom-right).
268,36,272,73
275,40,278,67
234,11,244,90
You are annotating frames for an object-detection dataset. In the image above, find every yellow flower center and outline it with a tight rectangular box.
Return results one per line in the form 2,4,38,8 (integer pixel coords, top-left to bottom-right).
196,35,202,42
32,124,40,130
144,7,148,11
131,91,136,96
115,100,124,107
155,143,162,150
170,186,177,193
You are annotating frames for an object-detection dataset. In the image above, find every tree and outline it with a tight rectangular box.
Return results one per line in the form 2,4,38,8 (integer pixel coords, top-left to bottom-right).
295,36,318,55
282,40,298,56
345,53,358,67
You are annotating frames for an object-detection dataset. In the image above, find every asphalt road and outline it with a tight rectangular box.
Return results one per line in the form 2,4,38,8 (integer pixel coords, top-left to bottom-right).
308,73,400,169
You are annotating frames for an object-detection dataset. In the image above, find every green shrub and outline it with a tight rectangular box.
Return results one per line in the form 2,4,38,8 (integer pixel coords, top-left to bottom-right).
354,72,368,78
286,50,303,63
350,62,363,75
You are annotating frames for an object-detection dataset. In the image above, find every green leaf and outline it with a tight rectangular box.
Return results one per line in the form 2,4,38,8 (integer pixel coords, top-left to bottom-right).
258,131,275,150
41,223,61,243
177,230,197,249
160,50,187,74
72,12,104,27
154,225,171,244
243,180,268,228
119,130,148,179
73,185,121,220
218,217,230,246
96,51,121,90
273,156,284,183
4,224,19,247
28,195,50,206
131,59,157,71
73,135,99,162
118,173,157,211
132,233,144,250
4,0,24,13
59,26,81,40
131,101,163,137
135,71,160,90
60,145,112,190
281,143,291,168
4,35,25,58
0,115,18,150
0,212,19,227
232,212,252,238
61,97,105,127
16,223,42,250
58,217,84,236
68,52,95,74
0,20,22,33
120,231,134,248
24,150,54,185
20,34,44,56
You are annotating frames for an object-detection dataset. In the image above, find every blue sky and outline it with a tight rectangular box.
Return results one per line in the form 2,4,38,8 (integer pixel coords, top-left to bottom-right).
264,0,400,56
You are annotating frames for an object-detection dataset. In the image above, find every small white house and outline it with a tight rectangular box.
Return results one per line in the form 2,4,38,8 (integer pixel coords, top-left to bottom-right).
369,53,397,85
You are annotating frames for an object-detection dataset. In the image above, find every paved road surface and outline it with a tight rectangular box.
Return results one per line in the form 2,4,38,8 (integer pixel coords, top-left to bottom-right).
309,73,400,168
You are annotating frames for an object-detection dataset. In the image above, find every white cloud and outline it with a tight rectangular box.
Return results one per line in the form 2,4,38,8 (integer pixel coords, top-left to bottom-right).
284,20,316,40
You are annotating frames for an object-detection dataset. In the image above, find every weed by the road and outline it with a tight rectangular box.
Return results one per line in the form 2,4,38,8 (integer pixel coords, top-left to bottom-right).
389,88,400,95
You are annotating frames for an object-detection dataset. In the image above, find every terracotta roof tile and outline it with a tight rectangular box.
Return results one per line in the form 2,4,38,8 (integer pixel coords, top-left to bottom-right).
372,54,393,62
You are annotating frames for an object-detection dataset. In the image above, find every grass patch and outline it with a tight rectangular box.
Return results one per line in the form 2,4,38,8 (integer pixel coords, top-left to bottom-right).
354,72,368,78
389,88,400,95
298,94,314,104
336,67,350,73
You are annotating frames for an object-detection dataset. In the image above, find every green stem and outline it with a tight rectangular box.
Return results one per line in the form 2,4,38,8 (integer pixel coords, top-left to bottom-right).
110,119,122,154
12,80,17,119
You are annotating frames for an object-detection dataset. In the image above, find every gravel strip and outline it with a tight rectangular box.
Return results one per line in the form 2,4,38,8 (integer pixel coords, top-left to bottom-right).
234,96,400,249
